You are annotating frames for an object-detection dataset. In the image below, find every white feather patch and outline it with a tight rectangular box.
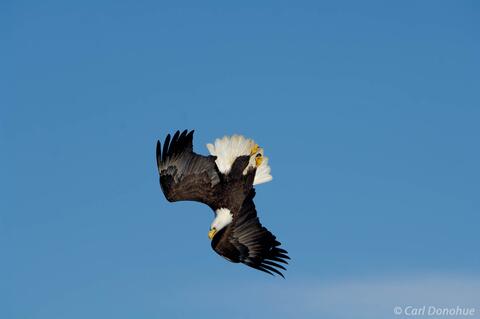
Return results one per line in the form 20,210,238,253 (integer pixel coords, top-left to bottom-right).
206,135,273,186
211,208,233,231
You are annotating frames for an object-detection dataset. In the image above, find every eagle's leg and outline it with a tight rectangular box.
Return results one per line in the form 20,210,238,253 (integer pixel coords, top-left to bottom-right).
255,153,263,166
250,144,263,167
250,144,259,155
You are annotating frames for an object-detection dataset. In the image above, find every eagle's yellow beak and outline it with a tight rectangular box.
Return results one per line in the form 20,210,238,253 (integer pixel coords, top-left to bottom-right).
208,227,217,240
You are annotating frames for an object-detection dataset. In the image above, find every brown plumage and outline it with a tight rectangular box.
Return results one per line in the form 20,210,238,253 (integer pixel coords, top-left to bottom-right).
156,129,289,277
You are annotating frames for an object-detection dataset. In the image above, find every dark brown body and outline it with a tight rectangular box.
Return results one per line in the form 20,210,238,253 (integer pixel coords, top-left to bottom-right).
206,155,256,212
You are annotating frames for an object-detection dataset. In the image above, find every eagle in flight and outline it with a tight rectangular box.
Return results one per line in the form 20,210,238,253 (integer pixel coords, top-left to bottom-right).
156,130,289,277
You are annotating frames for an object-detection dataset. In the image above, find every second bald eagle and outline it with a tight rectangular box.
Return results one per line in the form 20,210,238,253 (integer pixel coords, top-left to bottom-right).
156,130,289,277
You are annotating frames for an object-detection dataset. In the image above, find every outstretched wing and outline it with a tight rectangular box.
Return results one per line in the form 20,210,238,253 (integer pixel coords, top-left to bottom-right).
211,189,289,277
156,130,221,207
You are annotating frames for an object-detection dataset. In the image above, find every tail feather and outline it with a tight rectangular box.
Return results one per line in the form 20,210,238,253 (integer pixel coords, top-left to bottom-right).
206,135,273,185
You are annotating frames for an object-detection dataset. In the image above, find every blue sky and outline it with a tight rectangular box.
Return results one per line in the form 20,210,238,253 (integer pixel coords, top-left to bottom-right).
2,1,479,318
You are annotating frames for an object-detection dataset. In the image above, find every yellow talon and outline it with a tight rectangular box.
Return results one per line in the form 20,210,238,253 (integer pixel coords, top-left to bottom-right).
250,144,259,155
255,153,263,166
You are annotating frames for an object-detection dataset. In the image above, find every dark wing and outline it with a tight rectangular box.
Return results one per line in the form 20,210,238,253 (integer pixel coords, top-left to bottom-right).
156,130,221,207
211,189,290,277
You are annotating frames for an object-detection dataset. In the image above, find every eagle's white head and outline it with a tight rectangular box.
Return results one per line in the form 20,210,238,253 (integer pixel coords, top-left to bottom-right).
208,208,233,240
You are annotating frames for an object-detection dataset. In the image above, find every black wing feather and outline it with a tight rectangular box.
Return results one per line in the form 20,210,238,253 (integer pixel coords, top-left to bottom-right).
156,130,221,206
211,189,290,277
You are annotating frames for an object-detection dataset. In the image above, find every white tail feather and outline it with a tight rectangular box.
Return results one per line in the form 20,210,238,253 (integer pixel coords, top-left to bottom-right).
206,135,272,186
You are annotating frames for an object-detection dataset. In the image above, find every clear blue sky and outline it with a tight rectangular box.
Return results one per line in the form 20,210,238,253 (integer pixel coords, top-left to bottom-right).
2,1,479,318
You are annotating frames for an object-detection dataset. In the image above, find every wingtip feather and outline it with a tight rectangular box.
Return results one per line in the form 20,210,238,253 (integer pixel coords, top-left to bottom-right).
156,140,161,167
261,264,285,278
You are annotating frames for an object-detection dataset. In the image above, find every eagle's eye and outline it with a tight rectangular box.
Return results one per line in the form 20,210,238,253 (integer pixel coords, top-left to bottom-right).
255,153,262,158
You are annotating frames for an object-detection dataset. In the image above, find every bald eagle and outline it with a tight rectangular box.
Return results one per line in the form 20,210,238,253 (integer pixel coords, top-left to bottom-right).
156,130,289,277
